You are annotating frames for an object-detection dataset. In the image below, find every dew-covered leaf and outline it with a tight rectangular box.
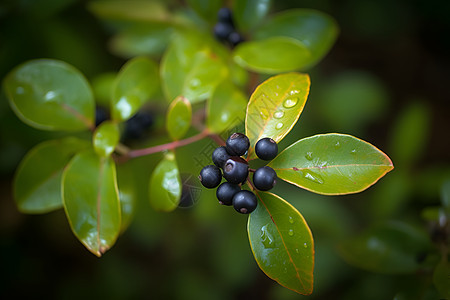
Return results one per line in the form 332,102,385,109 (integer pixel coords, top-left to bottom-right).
160,30,228,103
233,0,271,31
254,9,339,69
207,80,247,133
149,152,182,212
268,133,394,195
111,56,159,122
245,72,310,159
93,121,120,157
248,192,314,295
14,137,90,214
233,36,311,74
3,59,95,131
62,150,121,257
337,221,431,274
166,96,192,141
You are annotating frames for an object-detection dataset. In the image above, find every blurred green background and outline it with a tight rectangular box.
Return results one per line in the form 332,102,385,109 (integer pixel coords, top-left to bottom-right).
1,0,449,299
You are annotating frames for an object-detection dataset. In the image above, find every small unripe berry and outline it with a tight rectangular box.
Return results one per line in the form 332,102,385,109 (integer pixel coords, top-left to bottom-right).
253,166,277,191
232,190,257,214
199,165,222,188
212,146,230,168
255,138,278,160
226,133,250,156
216,182,240,206
223,156,249,184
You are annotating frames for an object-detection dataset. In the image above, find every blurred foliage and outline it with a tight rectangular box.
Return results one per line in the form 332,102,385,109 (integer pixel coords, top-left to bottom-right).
1,0,449,299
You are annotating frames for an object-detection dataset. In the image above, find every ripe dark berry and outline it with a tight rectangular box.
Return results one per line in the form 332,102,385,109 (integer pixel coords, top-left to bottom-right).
223,156,249,184
228,31,244,47
212,146,230,168
199,165,222,188
217,7,233,24
123,111,154,140
226,133,250,156
213,22,234,41
216,182,240,206
253,166,277,191
232,190,257,214
95,106,109,127
255,138,278,160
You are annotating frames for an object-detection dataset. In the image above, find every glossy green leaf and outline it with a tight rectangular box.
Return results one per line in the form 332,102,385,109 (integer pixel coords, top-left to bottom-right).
3,59,95,131
233,0,271,31
268,134,394,195
254,9,339,69
160,31,228,103
110,23,173,58
62,150,121,257
149,152,181,212
433,259,450,299
166,96,192,140
91,72,116,107
338,221,431,274
245,72,310,159
248,192,314,295
116,163,137,233
187,0,222,24
14,137,89,214
111,56,159,122
88,1,170,23
207,80,247,133
233,37,311,74
93,121,120,157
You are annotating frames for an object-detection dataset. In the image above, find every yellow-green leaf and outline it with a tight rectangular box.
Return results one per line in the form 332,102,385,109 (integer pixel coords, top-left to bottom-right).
62,150,121,257
245,72,310,159
93,121,120,157
268,133,394,195
149,152,181,212
248,192,314,295
166,96,192,141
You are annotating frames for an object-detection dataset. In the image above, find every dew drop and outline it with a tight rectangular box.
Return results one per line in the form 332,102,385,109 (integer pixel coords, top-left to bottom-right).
275,122,284,130
44,91,58,102
295,248,300,254
303,242,308,248
16,86,25,94
350,149,356,154
334,141,341,149
283,97,298,108
305,152,313,161
288,229,294,236
189,78,201,88
288,216,294,224
259,111,269,120
260,224,275,248
273,111,284,119
289,89,300,96
304,171,324,184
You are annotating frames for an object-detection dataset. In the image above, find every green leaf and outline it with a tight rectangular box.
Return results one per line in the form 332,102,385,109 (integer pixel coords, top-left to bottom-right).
187,0,222,24
233,37,311,74
116,163,137,233
149,152,182,212
160,30,228,103
433,259,450,299
93,121,120,157
91,72,117,107
233,0,271,31
14,137,90,214
338,221,431,274
245,72,310,159
3,59,95,131
62,150,121,257
254,9,339,69
166,96,192,140
268,134,394,195
111,56,159,122
248,192,314,295
207,80,247,133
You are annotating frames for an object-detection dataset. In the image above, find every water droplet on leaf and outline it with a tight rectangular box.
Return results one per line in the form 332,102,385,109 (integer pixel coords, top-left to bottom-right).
305,152,313,161
288,229,294,236
350,149,356,154
259,111,268,120
303,243,308,248
304,171,324,184
275,122,283,129
289,89,300,96
189,78,201,88
260,224,275,248
283,98,298,108
288,216,294,224
273,111,284,119
334,141,340,149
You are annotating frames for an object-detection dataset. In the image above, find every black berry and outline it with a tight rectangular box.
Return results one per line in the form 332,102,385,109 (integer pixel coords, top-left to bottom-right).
123,111,154,140
199,165,222,188
217,7,233,24
232,190,257,214
95,106,109,127
213,22,234,41
255,138,278,160
253,166,277,191
216,182,240,206
223,156,249,184
212,146,230,168
226,133,250,156
228,31,244,47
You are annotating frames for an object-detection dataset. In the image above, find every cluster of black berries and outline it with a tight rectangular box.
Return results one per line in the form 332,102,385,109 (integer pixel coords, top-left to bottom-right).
198,133,279,214
213,7,244,47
